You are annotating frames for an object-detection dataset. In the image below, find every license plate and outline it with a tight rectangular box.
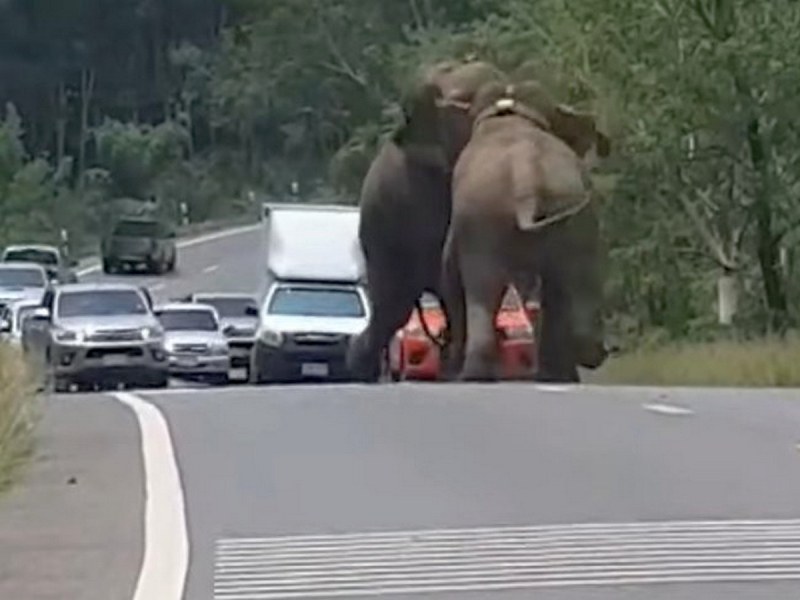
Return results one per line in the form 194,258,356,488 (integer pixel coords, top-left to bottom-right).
176,357,198,368
102,354,128,366
229,367,248,380
301,362,329,377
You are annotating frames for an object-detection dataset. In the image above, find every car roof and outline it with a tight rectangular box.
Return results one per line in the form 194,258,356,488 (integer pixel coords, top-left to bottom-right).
0,261,48,272
192,292,254,300
3,244,59,252
55,282,146,294
156,302,217,313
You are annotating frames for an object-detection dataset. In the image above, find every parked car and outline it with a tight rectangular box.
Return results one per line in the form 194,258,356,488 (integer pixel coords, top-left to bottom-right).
101,217,177,275
186,293,259,381
0,299,40,347
23,282,169,392
154,303,230,385
0,263,51,309
252,280,370,384
387,288,538,381
1,244,78,284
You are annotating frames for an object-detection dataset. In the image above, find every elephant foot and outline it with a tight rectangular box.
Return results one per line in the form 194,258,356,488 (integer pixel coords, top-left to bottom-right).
346,334,382,383
533,370,580,384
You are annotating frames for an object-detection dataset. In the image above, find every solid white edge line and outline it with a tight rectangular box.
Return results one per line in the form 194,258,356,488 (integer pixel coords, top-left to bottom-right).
76,222,261,277
113,391,190,600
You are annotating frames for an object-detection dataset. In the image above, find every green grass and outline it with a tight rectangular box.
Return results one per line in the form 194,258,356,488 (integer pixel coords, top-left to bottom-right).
592,335,800,387
0,344,40,492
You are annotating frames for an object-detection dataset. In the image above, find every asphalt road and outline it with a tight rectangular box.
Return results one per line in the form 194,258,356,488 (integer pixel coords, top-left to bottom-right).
51,224,800,599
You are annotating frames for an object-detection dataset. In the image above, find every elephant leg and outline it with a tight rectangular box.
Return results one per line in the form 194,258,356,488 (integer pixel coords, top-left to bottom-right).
534,275,580,383
439,231,466,380
459,253,506,382
348,265,420,383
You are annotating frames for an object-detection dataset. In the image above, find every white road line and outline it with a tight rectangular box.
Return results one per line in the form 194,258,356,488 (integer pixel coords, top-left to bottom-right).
642,402,694,416
203,264,220,274
113,392,189,600
150,283,166,292
77,223,260,277
213,520,800,598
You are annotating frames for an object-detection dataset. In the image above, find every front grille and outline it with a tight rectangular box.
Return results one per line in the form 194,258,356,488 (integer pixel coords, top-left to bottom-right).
87,329,144,342
172,343,209,355
86,347,143,359
229,340,254,350
225,328,256,339
291,333,346,346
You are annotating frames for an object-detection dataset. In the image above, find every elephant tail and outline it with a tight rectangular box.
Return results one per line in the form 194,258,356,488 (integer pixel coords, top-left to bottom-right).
415,296,447,350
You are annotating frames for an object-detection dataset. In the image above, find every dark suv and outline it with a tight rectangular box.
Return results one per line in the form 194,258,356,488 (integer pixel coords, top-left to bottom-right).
101,217,177,275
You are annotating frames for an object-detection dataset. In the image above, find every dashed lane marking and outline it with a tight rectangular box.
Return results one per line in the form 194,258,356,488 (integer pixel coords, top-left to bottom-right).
203,264,220,274
642,402,695,416
113,392,189,600
213,519,800,598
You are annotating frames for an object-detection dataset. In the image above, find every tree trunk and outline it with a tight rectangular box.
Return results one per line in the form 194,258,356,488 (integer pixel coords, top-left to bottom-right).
746,118,788,330
77,69,95,192
55,82,68,166
717,269,738,326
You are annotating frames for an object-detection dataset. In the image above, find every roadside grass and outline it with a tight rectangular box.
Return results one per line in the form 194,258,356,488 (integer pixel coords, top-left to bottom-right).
592,335,800,387
0,344,40,492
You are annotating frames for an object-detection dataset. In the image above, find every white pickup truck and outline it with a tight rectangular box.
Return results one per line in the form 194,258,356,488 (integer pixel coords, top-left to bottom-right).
251,204,369,383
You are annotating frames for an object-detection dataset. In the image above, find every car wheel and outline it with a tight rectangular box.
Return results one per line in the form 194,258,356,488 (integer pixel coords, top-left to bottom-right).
102,259,114,274
144,371,169,389
53,375,71,393
168,255,176,272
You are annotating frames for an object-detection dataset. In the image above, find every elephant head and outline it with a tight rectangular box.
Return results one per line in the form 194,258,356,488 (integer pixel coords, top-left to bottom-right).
468,79,611,165
393,60,507,169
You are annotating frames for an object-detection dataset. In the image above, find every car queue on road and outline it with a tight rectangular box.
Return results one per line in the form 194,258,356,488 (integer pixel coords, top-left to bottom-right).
1,203,538,393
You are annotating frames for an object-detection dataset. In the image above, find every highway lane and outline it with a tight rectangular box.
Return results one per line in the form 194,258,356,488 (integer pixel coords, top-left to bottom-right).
138,383,800,600
53,224,800,599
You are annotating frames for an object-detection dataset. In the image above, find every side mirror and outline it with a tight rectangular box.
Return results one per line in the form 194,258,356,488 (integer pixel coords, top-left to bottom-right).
245,305,259,317
31,307,51,321
68,258,79,268
223,324,236,336
167,231,176,239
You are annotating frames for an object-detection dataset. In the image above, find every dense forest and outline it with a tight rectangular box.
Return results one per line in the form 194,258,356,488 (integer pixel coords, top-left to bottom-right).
0,0,798,343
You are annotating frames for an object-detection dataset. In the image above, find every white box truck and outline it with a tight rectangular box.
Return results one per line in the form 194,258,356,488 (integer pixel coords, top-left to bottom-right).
251,203,370,383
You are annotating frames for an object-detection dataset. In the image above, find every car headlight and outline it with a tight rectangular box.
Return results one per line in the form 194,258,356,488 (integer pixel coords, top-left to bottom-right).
259,328,283,347
53,328,83,343
142,326,164,341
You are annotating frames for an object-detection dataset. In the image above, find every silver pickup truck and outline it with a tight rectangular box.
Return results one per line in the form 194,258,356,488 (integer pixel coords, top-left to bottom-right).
23,282,170,392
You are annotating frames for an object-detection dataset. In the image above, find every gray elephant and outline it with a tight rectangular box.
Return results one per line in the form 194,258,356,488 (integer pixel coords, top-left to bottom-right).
346,60,506,382
442,80,611,382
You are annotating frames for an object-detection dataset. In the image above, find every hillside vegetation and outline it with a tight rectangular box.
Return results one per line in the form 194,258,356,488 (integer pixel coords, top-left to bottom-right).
1,1,799,380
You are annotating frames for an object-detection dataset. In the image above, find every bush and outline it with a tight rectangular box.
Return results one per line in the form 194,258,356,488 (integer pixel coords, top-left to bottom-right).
0,344,39,492
593,335,800,387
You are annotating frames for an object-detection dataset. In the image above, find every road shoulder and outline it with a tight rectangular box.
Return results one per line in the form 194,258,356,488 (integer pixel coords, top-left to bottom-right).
0,394,143,600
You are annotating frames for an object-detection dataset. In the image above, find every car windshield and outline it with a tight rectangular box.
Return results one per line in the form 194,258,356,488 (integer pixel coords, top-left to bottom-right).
113,220,160,237
0,267,46,287
196,297,254,318
268,287,365,318
2,248,58,266
157,309,217,331
57,290,149,318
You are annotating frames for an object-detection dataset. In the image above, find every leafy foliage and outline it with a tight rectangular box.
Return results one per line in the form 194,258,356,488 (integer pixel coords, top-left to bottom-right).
0,0,797,341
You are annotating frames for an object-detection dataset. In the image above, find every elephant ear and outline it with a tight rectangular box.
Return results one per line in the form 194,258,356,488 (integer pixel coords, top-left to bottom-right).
551,104,611,159
392,79,447,167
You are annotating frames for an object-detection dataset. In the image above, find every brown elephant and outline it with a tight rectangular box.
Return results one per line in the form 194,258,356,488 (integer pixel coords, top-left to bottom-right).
346,60,506,382
442,81,611,382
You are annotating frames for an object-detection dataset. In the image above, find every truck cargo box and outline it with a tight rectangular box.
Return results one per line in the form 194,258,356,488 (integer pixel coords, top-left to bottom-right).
263,203,365,283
